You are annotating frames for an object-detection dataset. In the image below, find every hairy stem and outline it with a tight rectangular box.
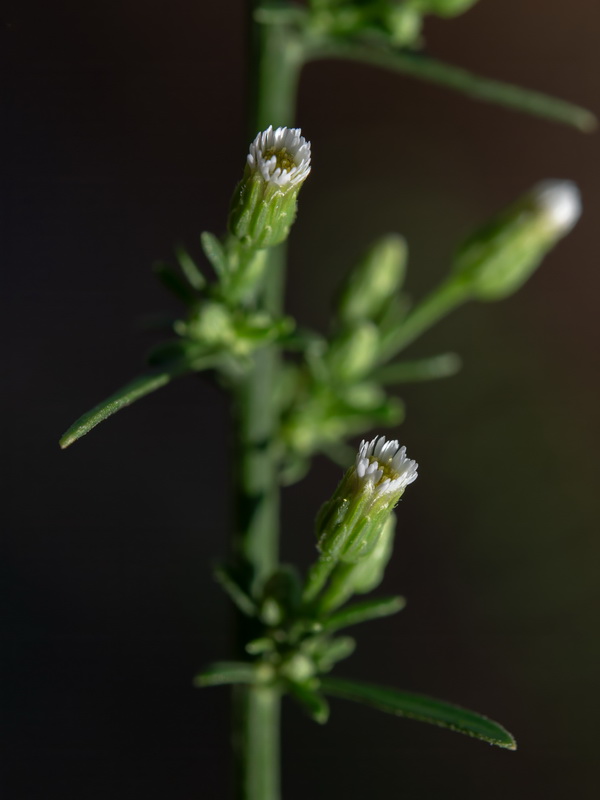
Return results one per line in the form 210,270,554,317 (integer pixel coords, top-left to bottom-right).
231,8,305,800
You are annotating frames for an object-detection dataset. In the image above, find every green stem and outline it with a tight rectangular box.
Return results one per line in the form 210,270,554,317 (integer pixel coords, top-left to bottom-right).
305,40,596,132
233,686,281,800
303,556,336,605
379,277,471,359
248,9,304,133
232,246,285,583
231,9,306,800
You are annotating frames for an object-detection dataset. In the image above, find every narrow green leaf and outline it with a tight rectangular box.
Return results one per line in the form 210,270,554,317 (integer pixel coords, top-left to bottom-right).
321,677,517,750
175,243,206,290
153,261,198,306
246,637,275,655
287,681,330,724
308,41,596,132
201,232,229,281
320,596,406,633
374,353,462,384
313,636,356,673
59,362,190,449
214,565,257,617
194,661,257,688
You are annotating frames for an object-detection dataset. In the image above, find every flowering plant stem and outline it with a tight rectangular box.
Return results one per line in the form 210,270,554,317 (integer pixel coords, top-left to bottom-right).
232,9,303,799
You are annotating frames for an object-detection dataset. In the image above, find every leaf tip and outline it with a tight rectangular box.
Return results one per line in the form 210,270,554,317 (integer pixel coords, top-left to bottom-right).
486,726,517,751
581,113,598,133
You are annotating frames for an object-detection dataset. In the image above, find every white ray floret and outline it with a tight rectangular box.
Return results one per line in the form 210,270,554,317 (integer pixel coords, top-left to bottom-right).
533,179,581,233
247,125,311,187
355,436,418,496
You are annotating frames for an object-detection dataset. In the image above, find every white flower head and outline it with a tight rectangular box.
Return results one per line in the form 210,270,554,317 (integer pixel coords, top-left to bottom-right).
355,436,418,498
533,179,581,233
247,125,311,188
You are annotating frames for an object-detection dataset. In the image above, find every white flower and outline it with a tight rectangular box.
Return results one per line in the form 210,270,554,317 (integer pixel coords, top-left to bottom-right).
355,436,418,497
247,125,311,188
533,180,582,233
316,435,417,565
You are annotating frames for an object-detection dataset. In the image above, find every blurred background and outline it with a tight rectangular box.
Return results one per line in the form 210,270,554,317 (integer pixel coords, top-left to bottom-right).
3,1,600,797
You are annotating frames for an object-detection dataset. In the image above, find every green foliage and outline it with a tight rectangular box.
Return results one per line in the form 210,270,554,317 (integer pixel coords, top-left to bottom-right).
321,677,517,749
59,364,196,449
60,1,594,784
319,595,406,633
194,661,261,688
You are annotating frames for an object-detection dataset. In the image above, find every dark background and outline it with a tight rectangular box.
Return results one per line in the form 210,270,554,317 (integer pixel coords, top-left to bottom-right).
3,1,600,798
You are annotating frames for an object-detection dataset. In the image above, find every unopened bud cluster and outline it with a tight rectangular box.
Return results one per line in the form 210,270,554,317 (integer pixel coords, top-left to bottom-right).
229,126,311,249
317,436,418,564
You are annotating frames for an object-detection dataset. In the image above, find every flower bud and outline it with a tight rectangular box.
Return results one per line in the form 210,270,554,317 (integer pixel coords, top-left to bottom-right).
229,126,311,249
338,234,407,325
326,321,380,383
453,180,581,301
316,436,417,564
338,512,396,596
320,514,397,612
385,7,422,46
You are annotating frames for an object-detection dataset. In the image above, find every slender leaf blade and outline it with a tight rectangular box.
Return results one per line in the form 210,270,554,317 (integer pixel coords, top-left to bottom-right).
321,677,516,750
59,363,189,448
201,232,229,281
214,565,257,617
153,261,198,306
313,637,356,673
320,596,406,634
175,243,206,290
194,661,257,688
287,682,330,724
374,353,462,384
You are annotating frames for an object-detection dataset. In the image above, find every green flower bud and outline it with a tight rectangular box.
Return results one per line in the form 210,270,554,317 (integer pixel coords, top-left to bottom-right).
453,180,582,301
229,125,311,249
317,436,417,564
385,7,422,46
337,512,396,596
338,234,407,325
326,321,380,382
320,514,397,612
185,301,235,346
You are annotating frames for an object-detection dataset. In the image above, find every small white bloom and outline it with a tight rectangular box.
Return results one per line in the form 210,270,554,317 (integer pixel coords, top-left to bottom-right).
316,435,417,565
247,125,311,188
355,436,418,497
533,179,581,233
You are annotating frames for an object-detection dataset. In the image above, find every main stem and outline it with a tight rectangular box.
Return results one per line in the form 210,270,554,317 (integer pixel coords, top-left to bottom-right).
231,10,304,800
